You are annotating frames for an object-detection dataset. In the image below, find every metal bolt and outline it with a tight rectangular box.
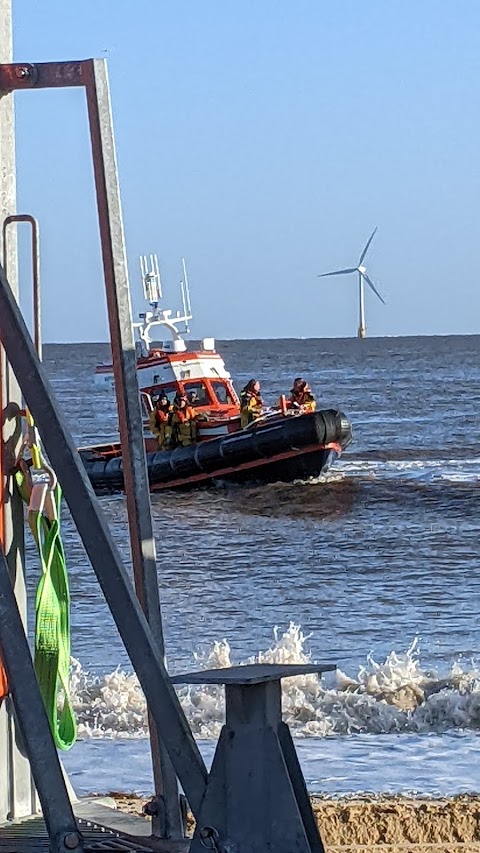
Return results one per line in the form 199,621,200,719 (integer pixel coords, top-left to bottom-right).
15,66,30,79
142,797,159,816
63,831,81,849
199,826,221,850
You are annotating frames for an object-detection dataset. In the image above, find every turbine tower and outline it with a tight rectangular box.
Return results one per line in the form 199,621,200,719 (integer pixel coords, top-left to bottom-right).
318,227,385,338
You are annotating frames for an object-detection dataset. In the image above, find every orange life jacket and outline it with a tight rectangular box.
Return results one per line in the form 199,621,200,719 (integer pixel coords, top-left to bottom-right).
290,387,316,409
154,408,170,426
172,406,196,424
171,407,198,446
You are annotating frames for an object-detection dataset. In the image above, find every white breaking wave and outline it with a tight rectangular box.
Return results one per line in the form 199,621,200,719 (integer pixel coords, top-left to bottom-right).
68,625,480,740
338,458,480,483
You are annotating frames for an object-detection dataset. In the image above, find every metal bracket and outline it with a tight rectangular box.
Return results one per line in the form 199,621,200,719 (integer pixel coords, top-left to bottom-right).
2,214,41,357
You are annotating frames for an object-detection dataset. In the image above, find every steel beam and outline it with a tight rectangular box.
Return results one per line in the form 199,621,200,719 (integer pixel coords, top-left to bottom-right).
0,259,208,817
0,549,83,852
0,61,84,91
82,58,183,839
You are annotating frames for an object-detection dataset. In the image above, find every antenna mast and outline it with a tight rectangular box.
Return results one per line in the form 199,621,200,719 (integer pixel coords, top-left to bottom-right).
180,257,192,333
134,254,193,351
140,253,161,306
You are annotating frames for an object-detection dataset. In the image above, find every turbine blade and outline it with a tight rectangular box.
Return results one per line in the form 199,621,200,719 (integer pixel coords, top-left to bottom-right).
358,227,377,265
317,267,357,278
363,273,386,305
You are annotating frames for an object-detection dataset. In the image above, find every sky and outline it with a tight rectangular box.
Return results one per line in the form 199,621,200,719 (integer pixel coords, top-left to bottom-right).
11,0,480,341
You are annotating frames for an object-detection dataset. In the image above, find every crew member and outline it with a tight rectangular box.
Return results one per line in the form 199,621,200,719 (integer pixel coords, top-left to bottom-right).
149,392,172,449
170,394,199,447
289,377,316,412
240,379,263,428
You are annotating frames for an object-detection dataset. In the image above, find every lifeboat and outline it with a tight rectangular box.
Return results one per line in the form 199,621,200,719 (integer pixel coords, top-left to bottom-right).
81,255,352,491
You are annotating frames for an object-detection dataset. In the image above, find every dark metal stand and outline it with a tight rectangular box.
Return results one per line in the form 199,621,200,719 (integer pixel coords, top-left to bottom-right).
172,663,336,853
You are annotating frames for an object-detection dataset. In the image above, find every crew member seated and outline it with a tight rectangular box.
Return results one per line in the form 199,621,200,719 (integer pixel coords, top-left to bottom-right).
170,394,200,447
149,392,172,450
289,377,316,412
240,379,263,428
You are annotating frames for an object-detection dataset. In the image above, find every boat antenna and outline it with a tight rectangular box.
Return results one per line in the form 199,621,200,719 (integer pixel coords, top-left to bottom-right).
140,253,162,307
135,253,193,350
180,257,192,334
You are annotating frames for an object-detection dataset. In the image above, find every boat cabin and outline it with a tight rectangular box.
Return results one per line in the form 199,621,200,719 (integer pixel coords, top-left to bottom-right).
94,255,242,446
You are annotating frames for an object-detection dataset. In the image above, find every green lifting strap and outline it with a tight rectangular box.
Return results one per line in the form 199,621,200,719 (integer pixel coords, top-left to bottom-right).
16,470,77,750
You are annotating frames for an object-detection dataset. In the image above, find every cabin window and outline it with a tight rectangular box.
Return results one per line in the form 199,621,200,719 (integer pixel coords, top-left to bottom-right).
150,385,178,403
211,381,234,405
182,381,211,406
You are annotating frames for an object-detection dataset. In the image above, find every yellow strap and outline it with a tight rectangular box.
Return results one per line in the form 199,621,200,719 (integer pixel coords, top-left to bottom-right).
25,408,42,470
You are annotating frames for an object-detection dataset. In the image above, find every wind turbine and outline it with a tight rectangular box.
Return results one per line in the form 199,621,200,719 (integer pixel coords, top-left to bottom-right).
318,227,385,338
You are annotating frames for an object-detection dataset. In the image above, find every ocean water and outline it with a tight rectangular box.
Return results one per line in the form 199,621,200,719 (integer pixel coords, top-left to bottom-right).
30,335,480,796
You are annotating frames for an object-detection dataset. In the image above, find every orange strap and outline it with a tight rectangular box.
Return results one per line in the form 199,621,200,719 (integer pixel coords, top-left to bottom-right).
0,348,9,698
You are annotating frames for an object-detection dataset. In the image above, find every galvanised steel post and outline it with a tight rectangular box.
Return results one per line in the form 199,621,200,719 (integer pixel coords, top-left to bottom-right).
0,0,34,821
83,59,184,837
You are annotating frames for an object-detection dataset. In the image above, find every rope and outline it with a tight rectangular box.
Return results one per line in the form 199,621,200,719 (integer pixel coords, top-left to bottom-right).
14,410,77,750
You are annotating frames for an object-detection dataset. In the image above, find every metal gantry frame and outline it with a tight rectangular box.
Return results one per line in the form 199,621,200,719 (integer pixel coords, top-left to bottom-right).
0,57,201,843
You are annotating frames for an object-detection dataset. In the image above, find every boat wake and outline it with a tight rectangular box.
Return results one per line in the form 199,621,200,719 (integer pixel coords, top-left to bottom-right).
218,456,480,521
69,624,480,740
340,456,480,484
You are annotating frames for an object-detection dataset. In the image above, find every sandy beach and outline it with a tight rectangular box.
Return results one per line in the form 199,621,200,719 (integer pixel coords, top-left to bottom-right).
108,792,480,850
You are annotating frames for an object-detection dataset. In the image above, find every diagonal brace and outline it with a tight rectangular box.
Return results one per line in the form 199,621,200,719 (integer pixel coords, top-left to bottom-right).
0,261,208,817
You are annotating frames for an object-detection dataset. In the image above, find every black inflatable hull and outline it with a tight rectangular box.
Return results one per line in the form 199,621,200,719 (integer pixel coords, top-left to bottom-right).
80,409,352,493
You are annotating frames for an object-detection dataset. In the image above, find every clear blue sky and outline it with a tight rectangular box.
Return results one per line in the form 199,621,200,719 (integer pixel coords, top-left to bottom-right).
13,0,480,341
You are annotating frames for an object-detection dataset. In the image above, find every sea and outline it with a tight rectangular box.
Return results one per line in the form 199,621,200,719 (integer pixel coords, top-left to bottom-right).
29,335,480,797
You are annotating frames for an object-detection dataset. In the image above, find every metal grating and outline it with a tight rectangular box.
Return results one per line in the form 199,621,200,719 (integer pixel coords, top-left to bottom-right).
0,816,154,851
